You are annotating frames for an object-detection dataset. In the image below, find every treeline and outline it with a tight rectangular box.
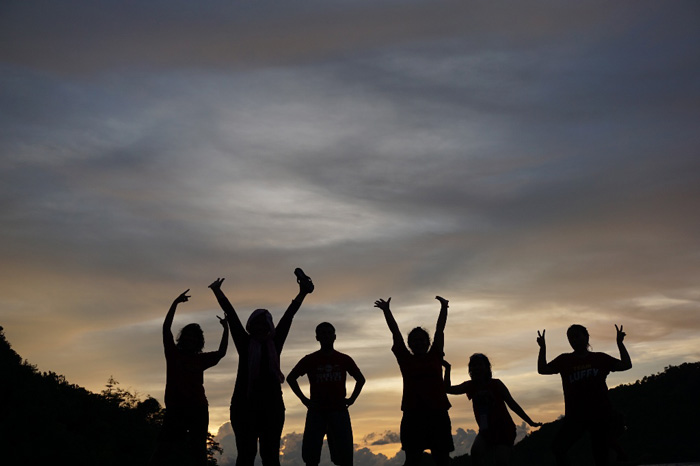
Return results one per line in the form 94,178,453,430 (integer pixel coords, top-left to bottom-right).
0,326,219,465
2,326,699,465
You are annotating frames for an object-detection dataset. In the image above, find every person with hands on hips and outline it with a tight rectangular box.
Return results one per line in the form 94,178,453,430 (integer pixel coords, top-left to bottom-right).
287,322,365,466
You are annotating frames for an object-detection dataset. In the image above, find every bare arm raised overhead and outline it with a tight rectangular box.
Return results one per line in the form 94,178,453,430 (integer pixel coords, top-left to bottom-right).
433,296,449,350
215,315,229,359
274,269,314,349
374,298,404,347
163,289,190,348
209,278,247,351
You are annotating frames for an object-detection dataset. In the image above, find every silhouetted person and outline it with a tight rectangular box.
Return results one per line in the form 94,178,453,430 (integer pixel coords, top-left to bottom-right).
151,289,229,466
374,296,454,466
209,269,314,466
287,322,366,466
443,354,541,466
537,324,632,466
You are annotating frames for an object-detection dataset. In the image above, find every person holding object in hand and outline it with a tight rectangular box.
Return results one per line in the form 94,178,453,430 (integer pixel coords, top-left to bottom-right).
443,354,541,466
151,289,229,466
374,296,453,466
210,269,314,466
537,324,632,466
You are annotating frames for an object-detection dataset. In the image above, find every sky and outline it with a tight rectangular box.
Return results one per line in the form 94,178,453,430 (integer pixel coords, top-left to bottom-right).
2,0,700,462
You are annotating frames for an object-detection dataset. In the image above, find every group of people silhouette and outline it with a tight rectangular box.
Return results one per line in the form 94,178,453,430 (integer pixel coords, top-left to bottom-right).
150,269,632,466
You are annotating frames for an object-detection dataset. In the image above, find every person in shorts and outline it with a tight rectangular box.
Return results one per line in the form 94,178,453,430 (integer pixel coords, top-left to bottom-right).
287,322,365,466
374,296,454,466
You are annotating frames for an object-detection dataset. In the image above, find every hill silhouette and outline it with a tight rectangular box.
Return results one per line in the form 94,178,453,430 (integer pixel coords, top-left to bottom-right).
0,326,220,465
1,326,698,465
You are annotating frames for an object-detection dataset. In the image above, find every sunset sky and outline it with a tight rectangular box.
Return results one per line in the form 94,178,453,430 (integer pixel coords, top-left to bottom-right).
2,0,699,460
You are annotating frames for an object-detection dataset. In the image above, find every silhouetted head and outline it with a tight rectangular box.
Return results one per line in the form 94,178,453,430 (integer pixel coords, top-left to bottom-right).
407,327,430,355
315,322,336,348
246,309,275,341
468,353,492,381
177,323,204,354
567,324,591,352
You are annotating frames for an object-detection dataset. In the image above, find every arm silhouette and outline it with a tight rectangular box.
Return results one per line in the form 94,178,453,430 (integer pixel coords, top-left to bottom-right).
163,290,190,348
287,370,314,409
215,315,229,358
374,298,404,347
274,277,311,350
537,329,557,375
345,367,366,407
497,380,542,427
442,360,468,395
613,324,632,371
433,296,449,349
209,278,247,351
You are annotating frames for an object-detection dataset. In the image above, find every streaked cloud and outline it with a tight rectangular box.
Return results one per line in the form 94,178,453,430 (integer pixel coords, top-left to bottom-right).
1,0,699,453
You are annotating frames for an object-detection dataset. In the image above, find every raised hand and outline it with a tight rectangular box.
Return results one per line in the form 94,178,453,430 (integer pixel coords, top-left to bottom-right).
174,289,191,304
217,315,227,328
615,324,626,344
294,268,315,294
435,296,449,307
374,297,391,312
537,329,546,348
209,278,225,290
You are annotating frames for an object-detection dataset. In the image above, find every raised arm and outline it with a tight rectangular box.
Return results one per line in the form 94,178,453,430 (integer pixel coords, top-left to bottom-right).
163,290,190,347
433,296,449,347
498,380,542,427
537,329,557,375
215,315,229,358
275,272,313,348
613,324,632,371
374,298,403,347
209,278,247,346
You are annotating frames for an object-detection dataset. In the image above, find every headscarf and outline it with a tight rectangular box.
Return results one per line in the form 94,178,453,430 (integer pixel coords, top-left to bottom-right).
246,309,284,395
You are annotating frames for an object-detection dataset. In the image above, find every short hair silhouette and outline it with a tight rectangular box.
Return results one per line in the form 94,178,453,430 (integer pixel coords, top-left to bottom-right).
316,322,335,334
374,296,453,466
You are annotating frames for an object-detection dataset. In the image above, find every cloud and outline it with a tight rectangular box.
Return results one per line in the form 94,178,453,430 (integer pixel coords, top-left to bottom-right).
215,425,490,465
362,430,400,446
0,1,639,74
1,0,699,451
215,425,404,466
452,427,477,457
